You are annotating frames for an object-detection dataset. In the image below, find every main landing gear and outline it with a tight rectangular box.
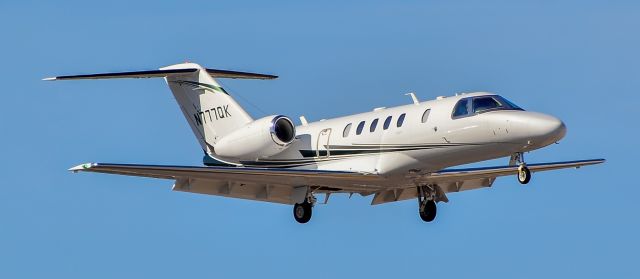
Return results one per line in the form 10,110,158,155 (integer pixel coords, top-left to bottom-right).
293,201,312,223
512,152,532,184
293,194,316,224
418,185,437,222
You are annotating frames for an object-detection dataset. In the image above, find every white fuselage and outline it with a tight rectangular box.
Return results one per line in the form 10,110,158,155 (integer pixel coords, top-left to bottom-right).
231,92,566,177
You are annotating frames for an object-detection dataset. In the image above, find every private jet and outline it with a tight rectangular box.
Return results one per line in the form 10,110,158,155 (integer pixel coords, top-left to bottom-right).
45,62,604,223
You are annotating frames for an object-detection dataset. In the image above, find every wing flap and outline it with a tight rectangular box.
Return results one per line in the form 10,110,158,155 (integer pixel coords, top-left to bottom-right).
172,178,303,204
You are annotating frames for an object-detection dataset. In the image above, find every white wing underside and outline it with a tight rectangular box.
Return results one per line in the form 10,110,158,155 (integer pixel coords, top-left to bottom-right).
69,159,604,205
370,159,604,205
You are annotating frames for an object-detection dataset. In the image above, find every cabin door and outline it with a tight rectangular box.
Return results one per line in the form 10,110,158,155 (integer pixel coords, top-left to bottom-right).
316,128,332,158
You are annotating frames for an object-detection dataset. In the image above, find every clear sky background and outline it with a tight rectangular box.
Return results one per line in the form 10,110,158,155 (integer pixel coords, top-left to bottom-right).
1,1,637,278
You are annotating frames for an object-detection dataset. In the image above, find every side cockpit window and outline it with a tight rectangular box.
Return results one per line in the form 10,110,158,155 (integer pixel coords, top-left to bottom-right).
494,95,523,110
473,96,502,113
452,99,470,118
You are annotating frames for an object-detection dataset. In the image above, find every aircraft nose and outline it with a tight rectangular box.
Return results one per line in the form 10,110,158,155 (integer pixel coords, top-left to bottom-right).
532,114,567,142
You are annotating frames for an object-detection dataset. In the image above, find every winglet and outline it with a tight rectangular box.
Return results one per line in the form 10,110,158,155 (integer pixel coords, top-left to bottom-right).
68,163,96,172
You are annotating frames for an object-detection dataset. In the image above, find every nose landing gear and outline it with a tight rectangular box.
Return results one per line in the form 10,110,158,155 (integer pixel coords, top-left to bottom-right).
511,152,531,184
517,165,531,184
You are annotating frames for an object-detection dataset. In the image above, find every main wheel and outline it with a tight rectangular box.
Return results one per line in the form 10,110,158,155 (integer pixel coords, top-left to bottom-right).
419,200,437,222
517,166,531,184
293,201,312,223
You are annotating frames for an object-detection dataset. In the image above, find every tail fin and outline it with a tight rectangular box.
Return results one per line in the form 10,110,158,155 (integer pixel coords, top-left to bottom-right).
44,62,277,156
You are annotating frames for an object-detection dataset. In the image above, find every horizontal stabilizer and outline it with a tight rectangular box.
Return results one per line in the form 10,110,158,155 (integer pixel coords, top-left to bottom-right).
43,67,277,81
205,68,277,79
43,68,197,81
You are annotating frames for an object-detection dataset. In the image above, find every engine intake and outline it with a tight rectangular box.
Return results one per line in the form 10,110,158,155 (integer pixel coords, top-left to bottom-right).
271,116,296,145
214,115,296,159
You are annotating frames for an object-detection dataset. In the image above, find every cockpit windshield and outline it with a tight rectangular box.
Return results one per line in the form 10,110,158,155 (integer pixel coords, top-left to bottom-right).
452,95,523,118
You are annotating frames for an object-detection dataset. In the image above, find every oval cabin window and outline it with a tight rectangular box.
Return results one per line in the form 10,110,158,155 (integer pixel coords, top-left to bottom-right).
397,113,406,127
370,118,379,132
383,116,392,130
356,121,365,135
421,109,431,123
343,123,352,137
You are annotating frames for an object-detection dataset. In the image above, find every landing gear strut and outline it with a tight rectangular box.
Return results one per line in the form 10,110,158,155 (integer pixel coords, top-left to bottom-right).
293,194,316,224
512,152,531,184
418,185,437,222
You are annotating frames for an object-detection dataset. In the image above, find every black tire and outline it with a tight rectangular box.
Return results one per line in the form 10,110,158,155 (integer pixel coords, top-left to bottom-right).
293,201,312,223
518,166,531,184
419,200,437,222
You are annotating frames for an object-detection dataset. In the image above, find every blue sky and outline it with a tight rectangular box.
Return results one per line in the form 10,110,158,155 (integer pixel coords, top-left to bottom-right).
1,1,637,278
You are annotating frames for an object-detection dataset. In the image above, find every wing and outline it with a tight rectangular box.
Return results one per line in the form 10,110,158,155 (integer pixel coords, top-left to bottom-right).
70,159,604,205
371,159,605,205
69,163,383,204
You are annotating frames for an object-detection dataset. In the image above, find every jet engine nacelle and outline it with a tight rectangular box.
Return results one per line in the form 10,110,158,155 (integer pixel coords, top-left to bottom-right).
214,115,296,159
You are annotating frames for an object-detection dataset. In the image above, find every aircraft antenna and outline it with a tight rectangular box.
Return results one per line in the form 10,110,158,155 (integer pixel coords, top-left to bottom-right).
405,92,420,105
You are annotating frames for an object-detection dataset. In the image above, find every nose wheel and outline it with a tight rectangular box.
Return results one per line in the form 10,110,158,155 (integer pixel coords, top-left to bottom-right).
512,152,532,184
517,165,531,184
